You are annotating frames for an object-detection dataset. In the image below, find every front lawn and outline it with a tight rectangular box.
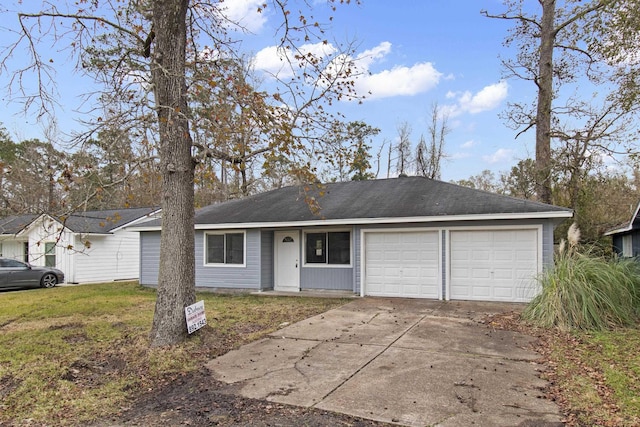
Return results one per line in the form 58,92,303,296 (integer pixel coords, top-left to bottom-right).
2,282,639,426
540,328,640,426
0,282,349,426
516,231,640,426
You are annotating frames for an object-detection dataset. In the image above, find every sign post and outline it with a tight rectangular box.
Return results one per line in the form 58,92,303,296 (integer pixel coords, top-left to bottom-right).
185,300,207,334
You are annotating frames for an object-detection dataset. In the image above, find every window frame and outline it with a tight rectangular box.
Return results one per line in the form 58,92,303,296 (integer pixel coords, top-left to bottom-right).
622,234,633,257
203,231,246,267
303,229,352,268
44,242,56,267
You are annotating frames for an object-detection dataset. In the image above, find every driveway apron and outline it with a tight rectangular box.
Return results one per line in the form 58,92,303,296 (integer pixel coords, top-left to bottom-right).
206,298,563,427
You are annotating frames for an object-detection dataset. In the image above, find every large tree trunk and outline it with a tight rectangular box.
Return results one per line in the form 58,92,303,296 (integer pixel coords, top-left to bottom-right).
535,0,556,204
149,0,196,347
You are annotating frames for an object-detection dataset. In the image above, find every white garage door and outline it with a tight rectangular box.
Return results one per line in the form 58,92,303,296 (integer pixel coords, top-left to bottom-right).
449,229,539,302
364,231,439,298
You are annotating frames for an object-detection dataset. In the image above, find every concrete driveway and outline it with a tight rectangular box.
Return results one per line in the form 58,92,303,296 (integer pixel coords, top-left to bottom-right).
207,298,563,427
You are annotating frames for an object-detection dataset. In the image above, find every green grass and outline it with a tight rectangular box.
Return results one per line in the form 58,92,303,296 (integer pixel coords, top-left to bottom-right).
522,247,640,331
0,282,349,426
546,328,640,426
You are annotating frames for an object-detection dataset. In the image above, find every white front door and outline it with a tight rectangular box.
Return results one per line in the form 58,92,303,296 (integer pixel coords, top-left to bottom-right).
274,231,300,292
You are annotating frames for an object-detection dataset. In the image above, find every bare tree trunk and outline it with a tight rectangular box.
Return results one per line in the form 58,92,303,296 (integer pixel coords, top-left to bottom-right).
387,142,392,178
535,0,556,204
396,122,412,175
47,156,55,212
149,0,196,347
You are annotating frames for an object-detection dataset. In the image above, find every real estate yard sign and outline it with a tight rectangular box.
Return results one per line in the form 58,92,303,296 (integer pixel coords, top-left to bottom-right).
185,300,207,334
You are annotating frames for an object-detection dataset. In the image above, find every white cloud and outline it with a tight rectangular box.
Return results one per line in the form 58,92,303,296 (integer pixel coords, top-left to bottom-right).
350,41,442,100
482,148,515,164
217,0,267,33
355,41,392,69
253,46,287,76
459,81,509,113
358,62,442,100
253,42,338,79
461,140,476,149
444,81,509,117
253,40,443,101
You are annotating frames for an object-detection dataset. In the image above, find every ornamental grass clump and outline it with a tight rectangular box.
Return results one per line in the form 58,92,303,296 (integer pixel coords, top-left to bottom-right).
522,223,640,331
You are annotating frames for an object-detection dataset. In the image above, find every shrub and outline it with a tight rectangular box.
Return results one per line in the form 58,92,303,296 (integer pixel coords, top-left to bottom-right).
522,226,640,331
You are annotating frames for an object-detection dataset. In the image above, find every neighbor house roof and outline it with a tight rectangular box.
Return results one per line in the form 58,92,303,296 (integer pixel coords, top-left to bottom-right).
134,176,573,231
61,207,160,234
0,207,160,236
604,201,640,236
0,214,39,235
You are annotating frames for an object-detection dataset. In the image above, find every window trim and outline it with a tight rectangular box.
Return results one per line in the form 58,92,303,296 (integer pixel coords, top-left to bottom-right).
44,242,56,267
303,229,352,268
622,234,633,257
203,231,246,267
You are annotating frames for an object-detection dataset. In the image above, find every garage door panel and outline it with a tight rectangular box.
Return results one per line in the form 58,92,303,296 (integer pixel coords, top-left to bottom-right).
473,287,490,297
493,269,514,280
494,287,514,298
494,250,514,261
365,231,439,299
450,229,538,303
471,251,490,261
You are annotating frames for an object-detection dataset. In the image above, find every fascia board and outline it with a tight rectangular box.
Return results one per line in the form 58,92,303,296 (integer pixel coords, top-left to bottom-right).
604,226,632,236
109,209,163,233
131,211,573,232
604,202,640,236
188,211,574,230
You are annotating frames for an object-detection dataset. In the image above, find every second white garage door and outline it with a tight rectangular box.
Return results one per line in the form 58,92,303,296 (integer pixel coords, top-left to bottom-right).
449,229,539,302
364,231,440,298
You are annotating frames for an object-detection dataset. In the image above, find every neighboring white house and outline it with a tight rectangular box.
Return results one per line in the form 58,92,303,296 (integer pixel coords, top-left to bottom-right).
0,208,160,283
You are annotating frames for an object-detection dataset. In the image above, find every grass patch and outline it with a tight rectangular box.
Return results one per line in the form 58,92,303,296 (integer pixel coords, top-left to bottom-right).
0,282,348,426
543,328,640,426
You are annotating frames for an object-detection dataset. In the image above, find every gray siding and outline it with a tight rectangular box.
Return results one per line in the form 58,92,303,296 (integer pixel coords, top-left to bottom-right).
300,226,355,291
612,231,640,257
441,230,446,298
612,234,623,256
140,231,161,286
195,229,261,289
542,219,556,269
139,218,563,296
260,230,274,290
300,266,354,290
354,226,362,294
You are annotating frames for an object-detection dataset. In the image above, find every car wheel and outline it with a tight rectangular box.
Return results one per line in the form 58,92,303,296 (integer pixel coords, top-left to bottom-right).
40,273,58,288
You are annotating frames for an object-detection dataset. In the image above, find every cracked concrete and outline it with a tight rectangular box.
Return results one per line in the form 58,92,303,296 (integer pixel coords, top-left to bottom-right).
207,298,564,427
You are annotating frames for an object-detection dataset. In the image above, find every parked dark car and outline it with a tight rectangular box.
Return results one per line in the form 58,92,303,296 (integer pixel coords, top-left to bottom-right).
0,257,64,289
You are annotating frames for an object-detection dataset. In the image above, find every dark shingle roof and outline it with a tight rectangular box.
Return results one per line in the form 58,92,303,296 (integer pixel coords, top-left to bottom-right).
604,201,640,236
187,177,571,226
0,214,38,235
60,207,160,233
0,207,159,235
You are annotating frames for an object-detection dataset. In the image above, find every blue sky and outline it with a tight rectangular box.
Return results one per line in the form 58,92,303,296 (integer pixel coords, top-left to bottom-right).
1,0,535,182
